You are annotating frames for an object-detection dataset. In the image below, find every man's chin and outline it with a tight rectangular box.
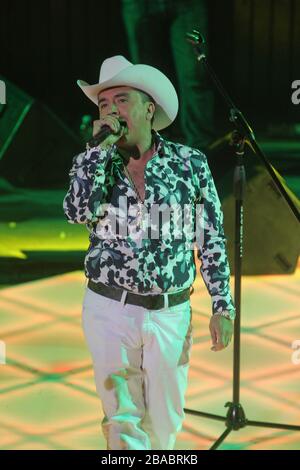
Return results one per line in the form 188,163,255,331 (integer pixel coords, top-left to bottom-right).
117,140,140,160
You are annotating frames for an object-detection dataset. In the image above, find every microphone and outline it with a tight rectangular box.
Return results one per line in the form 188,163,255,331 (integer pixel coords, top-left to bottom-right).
88,121,127,148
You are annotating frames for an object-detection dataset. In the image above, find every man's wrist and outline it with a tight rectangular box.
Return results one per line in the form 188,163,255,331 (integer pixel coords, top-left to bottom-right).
213,310,235,321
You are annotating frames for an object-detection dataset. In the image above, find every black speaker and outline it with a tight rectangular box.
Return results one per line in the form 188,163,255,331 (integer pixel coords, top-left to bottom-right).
207,134,300,275
0,76,82,189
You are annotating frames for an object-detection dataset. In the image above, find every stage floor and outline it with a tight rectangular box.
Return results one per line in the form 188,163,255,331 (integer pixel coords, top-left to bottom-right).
0,266,299,450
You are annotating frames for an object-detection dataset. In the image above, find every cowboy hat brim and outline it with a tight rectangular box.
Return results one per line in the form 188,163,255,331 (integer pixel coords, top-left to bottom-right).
77,63,178,131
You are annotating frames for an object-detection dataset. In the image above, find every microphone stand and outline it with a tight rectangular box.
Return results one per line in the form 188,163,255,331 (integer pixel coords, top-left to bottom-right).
184,30,300,450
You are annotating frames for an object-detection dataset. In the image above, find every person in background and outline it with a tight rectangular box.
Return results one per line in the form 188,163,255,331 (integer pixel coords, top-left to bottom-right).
121,0,215,149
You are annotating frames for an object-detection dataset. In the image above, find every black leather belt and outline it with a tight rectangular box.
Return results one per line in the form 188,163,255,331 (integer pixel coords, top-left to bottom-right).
87,279,191,310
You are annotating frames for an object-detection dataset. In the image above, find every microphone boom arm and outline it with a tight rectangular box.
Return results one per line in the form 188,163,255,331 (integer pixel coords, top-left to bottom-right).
186,29,300,222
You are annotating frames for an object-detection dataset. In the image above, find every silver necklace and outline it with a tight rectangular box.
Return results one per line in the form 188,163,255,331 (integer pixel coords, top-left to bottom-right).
124,165,144,203
123,140,156,228
123,165,144,228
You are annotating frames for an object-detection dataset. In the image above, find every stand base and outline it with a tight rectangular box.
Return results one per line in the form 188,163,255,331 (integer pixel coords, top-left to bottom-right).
184,404,300,450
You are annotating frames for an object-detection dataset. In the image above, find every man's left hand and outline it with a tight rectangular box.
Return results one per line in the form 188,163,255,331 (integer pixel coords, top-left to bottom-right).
209,315,234,352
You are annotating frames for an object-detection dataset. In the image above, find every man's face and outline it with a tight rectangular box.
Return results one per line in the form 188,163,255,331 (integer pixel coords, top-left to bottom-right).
97,86,154,148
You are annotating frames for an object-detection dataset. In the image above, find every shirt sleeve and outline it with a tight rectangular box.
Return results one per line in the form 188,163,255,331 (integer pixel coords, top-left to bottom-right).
62,145,118,224
191,149,235,318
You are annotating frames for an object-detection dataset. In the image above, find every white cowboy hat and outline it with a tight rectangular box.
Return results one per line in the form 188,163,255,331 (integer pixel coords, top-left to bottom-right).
77,55,178,131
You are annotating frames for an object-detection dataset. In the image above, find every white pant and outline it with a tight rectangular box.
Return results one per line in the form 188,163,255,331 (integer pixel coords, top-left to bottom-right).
81,286,193,450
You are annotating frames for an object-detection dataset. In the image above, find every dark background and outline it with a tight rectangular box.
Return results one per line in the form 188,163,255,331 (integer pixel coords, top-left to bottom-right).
0,0,299,281
1,0,300,136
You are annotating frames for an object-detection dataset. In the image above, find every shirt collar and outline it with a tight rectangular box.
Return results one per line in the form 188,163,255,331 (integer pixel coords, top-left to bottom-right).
152,130,168,159
112,129,167,165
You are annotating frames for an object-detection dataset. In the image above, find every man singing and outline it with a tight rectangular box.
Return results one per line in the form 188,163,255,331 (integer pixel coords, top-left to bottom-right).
63,55,235,450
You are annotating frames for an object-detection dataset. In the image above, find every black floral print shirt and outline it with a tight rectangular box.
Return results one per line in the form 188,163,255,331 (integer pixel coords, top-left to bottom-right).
63,131,235,318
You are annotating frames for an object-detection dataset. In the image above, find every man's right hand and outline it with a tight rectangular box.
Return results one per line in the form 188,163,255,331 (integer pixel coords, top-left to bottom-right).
93,116,127,149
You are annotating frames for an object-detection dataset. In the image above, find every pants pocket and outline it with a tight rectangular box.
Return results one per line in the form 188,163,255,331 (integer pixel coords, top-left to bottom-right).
178,305,193,366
